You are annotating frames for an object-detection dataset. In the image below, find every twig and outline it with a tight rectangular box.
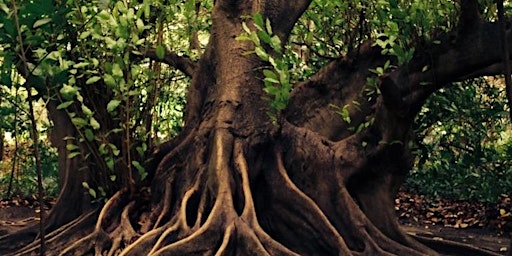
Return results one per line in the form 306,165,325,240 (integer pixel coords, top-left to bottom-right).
6,86,19,197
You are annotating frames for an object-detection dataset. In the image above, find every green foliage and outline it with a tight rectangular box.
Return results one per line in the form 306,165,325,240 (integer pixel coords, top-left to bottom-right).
0,0,195,200
237,14,291,122
0,140,59,198
407,78,512,202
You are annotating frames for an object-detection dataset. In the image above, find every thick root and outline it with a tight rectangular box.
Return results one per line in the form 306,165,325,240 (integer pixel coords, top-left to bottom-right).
9,129,504,256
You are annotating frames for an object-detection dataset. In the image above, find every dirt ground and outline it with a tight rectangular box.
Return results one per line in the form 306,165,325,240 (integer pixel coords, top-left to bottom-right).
403,224,510,254
0,197,53,236
0,205,40,236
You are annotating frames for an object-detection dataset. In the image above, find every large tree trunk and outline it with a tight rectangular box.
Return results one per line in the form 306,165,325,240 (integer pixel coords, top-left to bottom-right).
2,1,511,255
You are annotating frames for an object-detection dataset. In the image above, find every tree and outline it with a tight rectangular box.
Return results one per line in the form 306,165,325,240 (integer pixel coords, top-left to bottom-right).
0,0,511,255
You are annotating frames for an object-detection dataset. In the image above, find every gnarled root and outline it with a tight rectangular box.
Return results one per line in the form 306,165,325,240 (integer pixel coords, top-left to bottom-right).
13,128,505,256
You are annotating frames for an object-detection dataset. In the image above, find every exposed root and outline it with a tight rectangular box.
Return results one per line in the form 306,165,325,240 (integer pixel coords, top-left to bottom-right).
152,180,174,229
104,201,139,256
154,128,198,174
9,127,502,256
109,131,304,255
119,222,179,255
259,146,353,255
269,145,440,255
234,140,300,256
6,210,98,256
215,222,236,255
55,189,149,256
0,223,39,253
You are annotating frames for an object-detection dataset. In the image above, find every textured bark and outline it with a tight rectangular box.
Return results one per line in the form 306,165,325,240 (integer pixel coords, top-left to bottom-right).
2,1,512,255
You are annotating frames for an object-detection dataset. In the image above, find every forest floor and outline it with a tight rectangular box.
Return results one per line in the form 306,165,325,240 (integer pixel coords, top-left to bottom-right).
395,191,512,254
0,192,510,254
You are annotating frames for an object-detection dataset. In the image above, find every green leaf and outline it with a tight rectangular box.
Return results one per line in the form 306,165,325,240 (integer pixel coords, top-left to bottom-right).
144,2,150,19
66,144,79,151
132,161,147,180
269,35,282,52
33,17,52,28
107,100,121,112
254,46,269,61
56,101,73,110
97,10,110,20
79,31,91,40
99,144,107,155
136,143,147,157
85,76,101,85
112,64,123,78
106,158,114,170
263,86,279,95
242,22,251,34
81,105,93,116
253,13,264,30
82,182,90,189
68,152,80,159
263,69,278,80
235,34,252,42
264,77,280,84
250,32,260,46
110,144,120,156
88,188,97,198
278,70,289,85
265,18,273,35
84,129,94,141
257,30,271,44
0,2,9,13
72,117,88,127
268,56,277,69
60,85,78,100
98,0,109,9
73,62,89,69
2,18,16,38
104,37,117,49
136,18,145,32
155,45,165,59
103,74,116,87
90,117,100,130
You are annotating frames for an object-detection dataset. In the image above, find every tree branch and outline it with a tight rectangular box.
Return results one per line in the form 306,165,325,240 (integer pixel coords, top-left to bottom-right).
285,43,386,141
261,0,312,41
287,12,512,139
380,17,512,117
138,48,197,78
458,0,482,34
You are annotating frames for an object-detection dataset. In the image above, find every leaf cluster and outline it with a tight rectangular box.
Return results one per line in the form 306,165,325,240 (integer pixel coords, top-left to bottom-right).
237,14,291,123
